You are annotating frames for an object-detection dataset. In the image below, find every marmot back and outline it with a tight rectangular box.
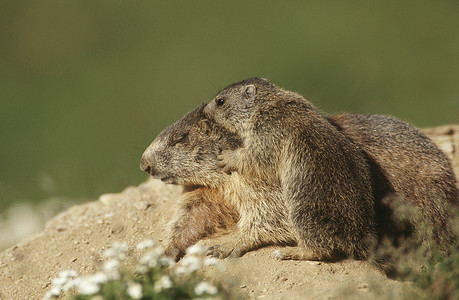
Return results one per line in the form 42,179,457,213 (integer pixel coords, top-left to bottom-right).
328,113,458,251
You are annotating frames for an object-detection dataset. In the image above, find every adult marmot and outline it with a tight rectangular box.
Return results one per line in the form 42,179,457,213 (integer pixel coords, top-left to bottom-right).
203,78,376,261
327,113,458,252
142,80,378,261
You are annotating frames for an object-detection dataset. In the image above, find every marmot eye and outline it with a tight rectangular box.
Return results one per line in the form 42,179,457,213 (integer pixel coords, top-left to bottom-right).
171,133,188,146
216,98,225,106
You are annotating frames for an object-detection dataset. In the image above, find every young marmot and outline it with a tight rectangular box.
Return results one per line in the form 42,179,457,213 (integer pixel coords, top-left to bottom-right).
140,105,241,260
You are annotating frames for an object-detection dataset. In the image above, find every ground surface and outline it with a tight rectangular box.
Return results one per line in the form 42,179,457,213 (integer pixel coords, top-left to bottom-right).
0,125,458,300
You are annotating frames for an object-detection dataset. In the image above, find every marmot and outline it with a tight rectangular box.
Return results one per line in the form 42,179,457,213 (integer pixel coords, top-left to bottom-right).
142,80,378,261
203,78,377,261
327,113,458,252
140,105,240,260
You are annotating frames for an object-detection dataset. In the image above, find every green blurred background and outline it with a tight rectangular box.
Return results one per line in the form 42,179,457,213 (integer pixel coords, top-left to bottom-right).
1,0,458,211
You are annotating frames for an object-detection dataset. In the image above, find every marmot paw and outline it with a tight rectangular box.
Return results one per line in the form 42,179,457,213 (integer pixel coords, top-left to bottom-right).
164,246,184,262
217,150,238,174
273,247,322,261
206,244,244,259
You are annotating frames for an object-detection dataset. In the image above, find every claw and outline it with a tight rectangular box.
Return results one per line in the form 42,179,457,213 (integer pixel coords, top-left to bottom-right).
217,149,237,175
228,250,242,258
206,246,219,258
205,244,233,259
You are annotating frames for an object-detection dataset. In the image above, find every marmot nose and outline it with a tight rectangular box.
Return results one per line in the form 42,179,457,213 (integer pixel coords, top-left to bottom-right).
141,164,152,174
140,156,156,175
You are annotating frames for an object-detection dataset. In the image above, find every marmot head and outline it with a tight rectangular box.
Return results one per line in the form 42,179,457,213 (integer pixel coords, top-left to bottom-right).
204,78,319,136
140,104,242,187
204,78,277,134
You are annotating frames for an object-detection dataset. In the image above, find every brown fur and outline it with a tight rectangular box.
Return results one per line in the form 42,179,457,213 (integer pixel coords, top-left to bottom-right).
165,186,238,260
140,104,242,188
141,104,297,259
140,78,458,266
140,104,242,260
203,78,377,261
327,113,458,253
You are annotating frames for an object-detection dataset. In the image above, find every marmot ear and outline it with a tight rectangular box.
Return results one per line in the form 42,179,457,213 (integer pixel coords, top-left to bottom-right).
244,84,256,99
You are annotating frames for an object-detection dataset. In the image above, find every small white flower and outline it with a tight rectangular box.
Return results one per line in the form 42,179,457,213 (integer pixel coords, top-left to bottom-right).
102,259,120,280
203,257,225,271
174,266,187,276
152,245,165,257
159,256,175,267
139,251,158,268
50,286,62,295
194,281,218,296
89,272,108,285
58,270,78,279
127,282,143,299
139,246,165,268
43,285,62,300
103,259,120,272
52,270,78,287
135,264,149,274
103,242,128,260
73,273,107,295
154,275,173,293
47,269,79,298
61,279,77,293
51,276,67,287
42,291,54,300
136,239,156,251
180,255,201,273
75,277,100,295
103,248,116,258
186,244,205,255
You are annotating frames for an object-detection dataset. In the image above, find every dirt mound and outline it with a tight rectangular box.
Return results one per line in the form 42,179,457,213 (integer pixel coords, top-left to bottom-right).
0,125,457,300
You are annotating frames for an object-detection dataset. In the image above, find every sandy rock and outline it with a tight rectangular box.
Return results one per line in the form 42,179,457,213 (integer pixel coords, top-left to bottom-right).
423,125,459,178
